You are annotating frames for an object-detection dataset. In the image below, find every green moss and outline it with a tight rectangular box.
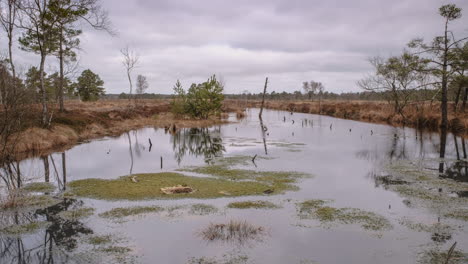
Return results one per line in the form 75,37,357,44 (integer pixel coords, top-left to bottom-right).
58,207,95,220
297,200,392,231
88,235,113,245
22,182,55,193
445,209,468,221
99,206,163,219
395,185,439,201
0,221,49,235
69,172,288,200
189,204,218,215
227,200,280,209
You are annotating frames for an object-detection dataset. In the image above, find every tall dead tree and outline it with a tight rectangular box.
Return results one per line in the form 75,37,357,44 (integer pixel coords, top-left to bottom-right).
259,77,268,119
0,0,18,82
121,46,139,104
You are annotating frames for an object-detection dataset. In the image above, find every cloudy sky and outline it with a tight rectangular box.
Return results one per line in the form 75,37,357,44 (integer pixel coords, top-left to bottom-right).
6,0,468,94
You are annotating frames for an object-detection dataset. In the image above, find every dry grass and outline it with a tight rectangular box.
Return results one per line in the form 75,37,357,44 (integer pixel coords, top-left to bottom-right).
227,99,468,135
1,100,232,160
199,220,266,244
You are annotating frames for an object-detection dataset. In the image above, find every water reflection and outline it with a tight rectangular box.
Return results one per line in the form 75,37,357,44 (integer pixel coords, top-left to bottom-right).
171,127,225,165
0,198,93,264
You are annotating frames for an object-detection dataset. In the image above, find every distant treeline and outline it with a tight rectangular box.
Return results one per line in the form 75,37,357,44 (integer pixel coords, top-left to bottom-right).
110,88,453,102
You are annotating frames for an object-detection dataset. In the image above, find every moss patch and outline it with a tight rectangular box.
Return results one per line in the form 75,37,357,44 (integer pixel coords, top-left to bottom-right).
99,206,163,219
69,172,290,200
0,221,49,236
297,200,392,231
22,182,55,193
227,200,280,209
58,207,95,220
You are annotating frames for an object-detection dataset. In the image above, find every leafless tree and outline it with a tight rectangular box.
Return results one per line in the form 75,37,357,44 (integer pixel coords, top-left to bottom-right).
136,74,149,97
121,46,139,103
0,0,19,82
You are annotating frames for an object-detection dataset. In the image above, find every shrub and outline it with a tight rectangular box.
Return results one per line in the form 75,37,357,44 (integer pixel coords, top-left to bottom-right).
171,75,224,119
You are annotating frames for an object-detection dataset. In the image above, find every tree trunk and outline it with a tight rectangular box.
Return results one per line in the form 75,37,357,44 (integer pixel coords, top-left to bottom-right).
259,77,268,119
39,54,49,126
58,26,65,112
440,19,449,129
127,70,133,103
454,82,462,112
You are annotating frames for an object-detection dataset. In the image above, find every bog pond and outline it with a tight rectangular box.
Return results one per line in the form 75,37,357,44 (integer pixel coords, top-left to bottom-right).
1,108,467,264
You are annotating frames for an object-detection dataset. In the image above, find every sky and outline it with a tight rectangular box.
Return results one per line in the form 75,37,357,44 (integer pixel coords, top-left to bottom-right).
5,0,468,94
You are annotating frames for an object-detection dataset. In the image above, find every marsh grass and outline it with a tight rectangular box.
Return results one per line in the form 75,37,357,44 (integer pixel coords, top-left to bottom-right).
99,206,163,219
0,221,49,236
58,207,95,220
227,200,280,209
189,204,219,215
199,220,267,245
297,199,392,231
22,182,55,193
69,172,290,200
0,191,58,210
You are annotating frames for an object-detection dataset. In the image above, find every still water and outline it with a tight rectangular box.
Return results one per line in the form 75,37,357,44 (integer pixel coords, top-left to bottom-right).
1,108,467,264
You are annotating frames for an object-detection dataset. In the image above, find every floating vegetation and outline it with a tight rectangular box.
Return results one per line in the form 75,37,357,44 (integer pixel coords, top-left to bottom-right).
0,221,49,236
445,209,468,222
69,171,295,200
22,182,55,193
418,248,468,264
227,200,280,209
99,246,132,254
199,220,267,245
188,254,249,264
99,206,163,219
58,207,95,220
189,204,219,215
0,192,59,210
297,199,392,231
87,235,114,246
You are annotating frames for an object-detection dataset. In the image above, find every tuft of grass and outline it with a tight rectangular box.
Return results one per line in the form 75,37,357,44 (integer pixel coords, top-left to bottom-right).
58,207,95,220
0,221,49,236
22,182,55,193
297,200,392,231
199,220,266,244
99,206,163,219
189,204,218,215
227,200,280,209
69,172,288,200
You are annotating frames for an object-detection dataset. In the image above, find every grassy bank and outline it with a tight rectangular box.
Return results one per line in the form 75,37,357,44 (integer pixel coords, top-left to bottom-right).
228,99,468,134
4,100,237,160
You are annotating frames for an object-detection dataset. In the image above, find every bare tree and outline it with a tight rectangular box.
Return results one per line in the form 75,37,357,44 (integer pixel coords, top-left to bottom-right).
358,53,428,117
121,46,139,103
135,74,149,97
0,0,19,82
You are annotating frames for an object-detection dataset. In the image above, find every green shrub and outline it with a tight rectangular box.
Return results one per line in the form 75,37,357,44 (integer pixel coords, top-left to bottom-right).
171,75,224,119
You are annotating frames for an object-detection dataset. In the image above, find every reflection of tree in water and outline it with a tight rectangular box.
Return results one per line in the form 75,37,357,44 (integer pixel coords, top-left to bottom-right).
0,198,93,264
439,132,468,182
171,127,225,164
